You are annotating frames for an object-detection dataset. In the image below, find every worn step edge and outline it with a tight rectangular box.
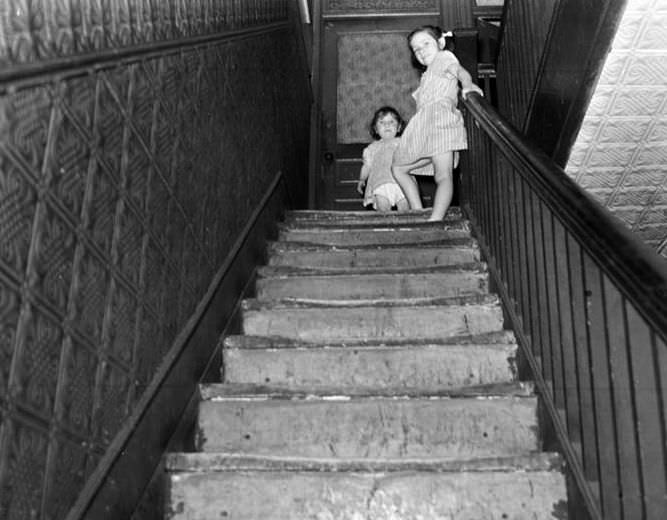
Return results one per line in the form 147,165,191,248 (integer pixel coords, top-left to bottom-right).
281,217,467,230
257,262,488,277
285,206,463,220
242,292,499,310
199,381,534,401
278,220,470,234
268,237,478,252
165,451,563,474
284,206,465,223
223,330,516,349
283,209,462,224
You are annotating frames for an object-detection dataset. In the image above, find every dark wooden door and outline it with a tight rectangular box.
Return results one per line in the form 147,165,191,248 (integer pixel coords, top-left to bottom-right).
318,12,439,210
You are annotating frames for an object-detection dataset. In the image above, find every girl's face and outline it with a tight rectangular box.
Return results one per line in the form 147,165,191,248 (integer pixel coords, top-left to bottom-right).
410,31,441,67
375,113,399,140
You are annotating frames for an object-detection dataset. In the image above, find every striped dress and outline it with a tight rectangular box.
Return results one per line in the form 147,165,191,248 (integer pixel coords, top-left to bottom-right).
393,49,467,174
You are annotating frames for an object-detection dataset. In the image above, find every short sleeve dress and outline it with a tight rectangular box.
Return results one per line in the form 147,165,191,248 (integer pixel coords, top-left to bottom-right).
361,137,402,207
393,50,467,174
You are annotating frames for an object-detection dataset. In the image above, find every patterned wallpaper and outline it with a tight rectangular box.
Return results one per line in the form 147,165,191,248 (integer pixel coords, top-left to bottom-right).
325,0,438,12
337,32,421,143
0,0,286,63
565,0,667,258
0,2,311,519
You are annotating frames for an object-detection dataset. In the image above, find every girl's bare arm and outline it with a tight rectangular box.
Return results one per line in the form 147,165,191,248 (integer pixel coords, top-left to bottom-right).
457,65,483,99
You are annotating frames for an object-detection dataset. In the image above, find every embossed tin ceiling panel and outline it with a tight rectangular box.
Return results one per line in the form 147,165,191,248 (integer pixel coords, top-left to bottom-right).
565,0,667,258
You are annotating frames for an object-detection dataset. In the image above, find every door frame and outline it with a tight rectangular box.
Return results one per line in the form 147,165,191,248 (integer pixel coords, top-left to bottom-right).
307,0,485,209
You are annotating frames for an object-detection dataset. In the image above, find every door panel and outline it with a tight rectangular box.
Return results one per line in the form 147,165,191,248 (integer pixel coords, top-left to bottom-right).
319,15,438,210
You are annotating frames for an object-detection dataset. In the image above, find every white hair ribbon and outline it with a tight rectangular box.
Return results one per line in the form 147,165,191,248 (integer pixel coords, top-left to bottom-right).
443,31,453,38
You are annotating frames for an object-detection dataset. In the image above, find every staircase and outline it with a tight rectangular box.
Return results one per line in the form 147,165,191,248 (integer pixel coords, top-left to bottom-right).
165,208,568,519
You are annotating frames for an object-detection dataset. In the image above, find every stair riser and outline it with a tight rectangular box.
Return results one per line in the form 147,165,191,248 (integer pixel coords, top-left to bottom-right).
256,272,488,301
242,304,504,341
278,227,468,246
197,397,538,458
223,345,517,389
267,247,480,269
168,470,566,520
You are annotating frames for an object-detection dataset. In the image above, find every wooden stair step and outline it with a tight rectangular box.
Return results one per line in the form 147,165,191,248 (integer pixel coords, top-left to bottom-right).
223,332,517,389
165,208,569,519
267,239,481,269
166,457,566,520
196,383,539,459
241,294,504,341
255,263,489,301
283,207,463,225
277,220,471,246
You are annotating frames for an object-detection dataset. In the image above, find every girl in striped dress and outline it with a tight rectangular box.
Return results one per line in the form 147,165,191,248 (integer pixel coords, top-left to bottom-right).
392,25,483,221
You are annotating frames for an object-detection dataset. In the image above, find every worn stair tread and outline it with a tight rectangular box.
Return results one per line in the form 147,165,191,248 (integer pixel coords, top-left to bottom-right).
167,470,567,520
166,451,563,473
255,265,490,302
278,220,470,234
223,333,518,389
223,330,516,349
283,207,462,223
257,261,487,277
278,222,471,246
168,474,567,520
269,236,477,252
242,292,499,310
241,294,504,341
197,390,539,458
199,381,534,401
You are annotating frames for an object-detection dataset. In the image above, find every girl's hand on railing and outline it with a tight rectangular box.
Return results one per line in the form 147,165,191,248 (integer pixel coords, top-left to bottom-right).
462,84,484,100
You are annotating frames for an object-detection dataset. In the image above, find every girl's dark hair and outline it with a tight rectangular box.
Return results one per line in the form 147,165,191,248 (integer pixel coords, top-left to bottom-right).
369,106,405,140
407,25,455,71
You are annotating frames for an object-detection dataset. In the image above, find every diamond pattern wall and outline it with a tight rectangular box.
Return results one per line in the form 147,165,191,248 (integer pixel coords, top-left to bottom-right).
0,2,311,519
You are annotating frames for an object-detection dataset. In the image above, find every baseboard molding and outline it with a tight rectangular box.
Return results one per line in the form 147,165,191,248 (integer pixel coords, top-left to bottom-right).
66,172,288,520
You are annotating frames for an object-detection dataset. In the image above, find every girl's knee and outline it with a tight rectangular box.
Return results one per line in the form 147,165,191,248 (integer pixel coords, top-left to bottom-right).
433,155,454,184
396,198,410,211
435,170,453,185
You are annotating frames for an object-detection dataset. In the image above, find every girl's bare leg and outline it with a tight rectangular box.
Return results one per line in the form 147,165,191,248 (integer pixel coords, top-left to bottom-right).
429,152,455,221
395,198,410,211
374,194,392,212
392,158,430,209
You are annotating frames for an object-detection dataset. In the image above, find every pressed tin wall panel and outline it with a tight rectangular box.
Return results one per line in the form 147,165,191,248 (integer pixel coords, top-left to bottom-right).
0,1,310,519
565,0,667,258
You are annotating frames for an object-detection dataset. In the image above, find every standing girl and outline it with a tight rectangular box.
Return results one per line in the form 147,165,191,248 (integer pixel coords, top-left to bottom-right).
392,25,483,221
357,106,410,212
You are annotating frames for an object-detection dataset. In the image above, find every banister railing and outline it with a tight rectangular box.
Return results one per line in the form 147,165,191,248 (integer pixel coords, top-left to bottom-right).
461,91,667,520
